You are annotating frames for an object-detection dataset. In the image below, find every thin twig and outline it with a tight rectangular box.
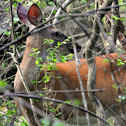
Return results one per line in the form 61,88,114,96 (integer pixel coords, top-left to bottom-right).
15,89,105,94
8,52,41,126
10,0,15,53
67,24,90,126
53,0,75,24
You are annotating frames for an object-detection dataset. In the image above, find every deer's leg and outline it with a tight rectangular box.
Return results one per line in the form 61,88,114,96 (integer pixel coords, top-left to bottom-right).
15,97,42,126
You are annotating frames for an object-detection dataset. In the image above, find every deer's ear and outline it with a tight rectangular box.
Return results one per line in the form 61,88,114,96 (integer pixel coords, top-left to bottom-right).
17,3,30,27
28,4,43,26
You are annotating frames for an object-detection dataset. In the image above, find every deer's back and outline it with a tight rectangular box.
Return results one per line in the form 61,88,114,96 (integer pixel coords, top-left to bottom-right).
51,53,126,109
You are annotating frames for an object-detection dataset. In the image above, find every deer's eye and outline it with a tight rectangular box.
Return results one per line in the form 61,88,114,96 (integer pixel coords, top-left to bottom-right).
53,32,62,40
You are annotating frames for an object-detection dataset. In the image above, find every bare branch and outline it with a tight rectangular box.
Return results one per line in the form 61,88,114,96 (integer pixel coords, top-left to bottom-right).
3,91,110,126
53,0,75,24
85,0,113,125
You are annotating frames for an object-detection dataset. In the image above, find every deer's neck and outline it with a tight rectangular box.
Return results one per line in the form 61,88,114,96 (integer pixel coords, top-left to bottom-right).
21,45,43,79
14,36,44,92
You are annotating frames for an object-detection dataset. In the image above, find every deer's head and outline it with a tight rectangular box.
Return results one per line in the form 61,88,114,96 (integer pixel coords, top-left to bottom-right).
17,3,81,61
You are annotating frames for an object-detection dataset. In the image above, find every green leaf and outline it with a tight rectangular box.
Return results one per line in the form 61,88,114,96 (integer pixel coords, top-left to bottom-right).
42,76,51,83
56,113,62,116
116,59,122,62
14,2,17,7
0,80,7,88
116,59,124,65
112,84,118,89
32,48,38,52
53,10,56,14
56,76,61,79
53,59,57,62
102,59,109,62
116,62,124,66
48,1,55,6
112,16,122,21
65,101,71,104
52,120,65,126
49,108,56,112
41,119,50,126
4,31,11,36
5,8,9,11
73,99,81,106
35,60,39,65
31,81,37,84
29,53,35,56
35,51,40,55
57,42,61,46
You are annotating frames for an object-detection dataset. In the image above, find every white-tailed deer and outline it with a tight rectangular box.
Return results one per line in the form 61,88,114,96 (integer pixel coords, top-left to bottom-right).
14,3,126,126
